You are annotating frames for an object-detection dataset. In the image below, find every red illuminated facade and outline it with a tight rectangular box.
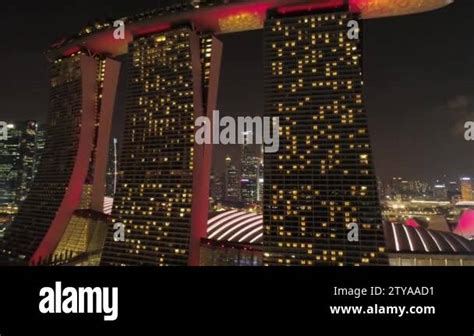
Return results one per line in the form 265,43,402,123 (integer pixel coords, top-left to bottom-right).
1,54,120,265
48,0,452,58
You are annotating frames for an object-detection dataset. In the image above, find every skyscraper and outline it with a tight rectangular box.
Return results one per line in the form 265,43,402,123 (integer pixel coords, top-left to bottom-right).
262,8,386,266
460,178,473,202
241,141,261,204
1,53,120,265
100,28,223,266
433,184,448,200
32,125,45,180
15,121,38,203
0,121,38,207
0,123,21,207
105,138,119,197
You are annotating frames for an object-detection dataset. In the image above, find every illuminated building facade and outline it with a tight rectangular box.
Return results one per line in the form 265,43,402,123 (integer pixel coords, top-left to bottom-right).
14,121,38,204
201,210,263,266
241,143,261,205
105,138,119,197
52,210,109,266
433,184,448,200
0,121,40,242
210,172,225,203
0,124,15,206
100,28,223,266
1,0,452,266
224,155,241,202
460,178,472,201
1,53,120,265
262,8,386,266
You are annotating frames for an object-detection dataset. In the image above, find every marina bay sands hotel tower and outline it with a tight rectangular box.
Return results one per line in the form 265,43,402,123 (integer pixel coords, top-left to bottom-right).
0,0,452,266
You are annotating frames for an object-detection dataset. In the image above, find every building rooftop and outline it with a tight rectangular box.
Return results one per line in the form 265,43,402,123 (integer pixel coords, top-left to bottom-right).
48,0,453,58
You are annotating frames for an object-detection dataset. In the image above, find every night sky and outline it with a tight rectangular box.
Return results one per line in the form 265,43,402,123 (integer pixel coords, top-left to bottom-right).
0,0,473,182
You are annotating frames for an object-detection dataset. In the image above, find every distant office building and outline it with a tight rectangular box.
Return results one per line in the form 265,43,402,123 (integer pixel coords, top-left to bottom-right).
49,209,109,266
15,121,38,203
460,178,473,201
400,180,410,194
101,29,223,266
241,174,258,205
433,184,448,200
390,177,404,195
32,125,45,180
382,199,451,225
224,155,241,202
0,123,20,206
376,178,384,198
3,0,451,266
388,178,429,197
384,222,474,266
201,210,263,266
210,172,224,203
240,142,261,204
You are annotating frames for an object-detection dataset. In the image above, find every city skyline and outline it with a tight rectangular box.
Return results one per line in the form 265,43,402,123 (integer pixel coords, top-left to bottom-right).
1,0,473,181
1,0,473,268
1,2,474,333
